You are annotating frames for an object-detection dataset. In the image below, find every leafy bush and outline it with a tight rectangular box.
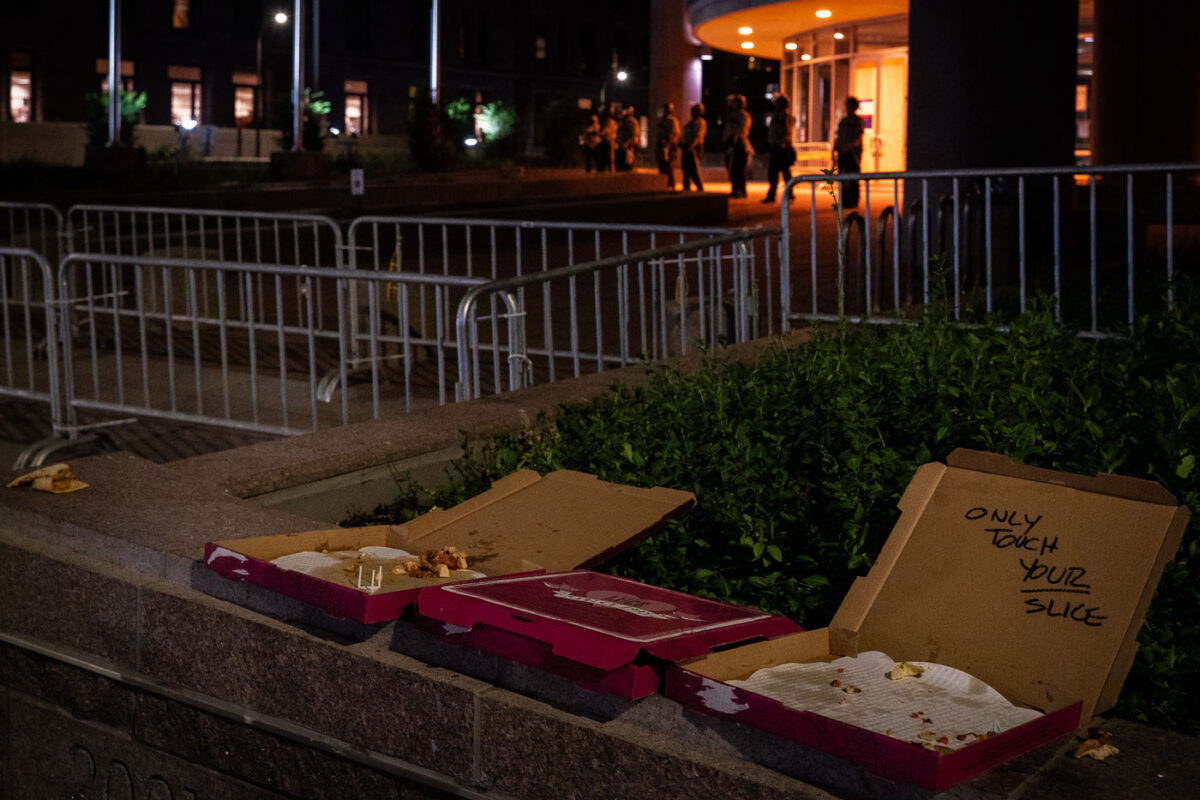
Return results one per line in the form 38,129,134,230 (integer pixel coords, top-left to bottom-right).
478,101,519,158
444,97,519,159
84,89,147,146
349,285,1200,734
276,88,331,152
444,98,476,144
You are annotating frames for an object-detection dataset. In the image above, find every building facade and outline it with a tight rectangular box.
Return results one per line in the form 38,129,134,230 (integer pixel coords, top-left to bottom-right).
1,0,651,160
673,0,1200,173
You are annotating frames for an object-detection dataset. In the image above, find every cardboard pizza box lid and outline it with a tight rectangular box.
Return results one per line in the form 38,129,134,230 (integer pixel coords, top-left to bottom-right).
394,469,695,572
417,570,803,670
828,448,1189,722
204,470,696,622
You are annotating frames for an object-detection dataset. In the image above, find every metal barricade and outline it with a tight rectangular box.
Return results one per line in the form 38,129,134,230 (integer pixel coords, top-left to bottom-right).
455,229,779,401
64,205,346,335
344,216,783,370
781,163,1200,334
0,202,64,265
56,253,492,441
0,247,63,466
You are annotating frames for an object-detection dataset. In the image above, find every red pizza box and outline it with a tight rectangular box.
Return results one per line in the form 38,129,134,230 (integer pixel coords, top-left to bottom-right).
203,469,694,624
665,449,1189,791
411,570,802,699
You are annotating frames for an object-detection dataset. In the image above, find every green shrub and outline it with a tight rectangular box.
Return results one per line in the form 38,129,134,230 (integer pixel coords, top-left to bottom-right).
84,89,147,147
276,88,331,152
348,284,1200,734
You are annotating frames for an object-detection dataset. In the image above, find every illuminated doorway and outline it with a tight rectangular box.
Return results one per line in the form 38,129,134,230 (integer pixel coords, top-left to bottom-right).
851,50,907,173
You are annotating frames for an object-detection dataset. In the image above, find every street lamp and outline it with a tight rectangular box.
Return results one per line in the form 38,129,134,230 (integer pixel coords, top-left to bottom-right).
255,11,289,156
106,0,122,146
290,0,305,153
600,70,629,107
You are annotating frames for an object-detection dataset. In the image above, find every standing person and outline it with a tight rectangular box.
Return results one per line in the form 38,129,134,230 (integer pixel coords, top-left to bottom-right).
832,96,865,209
655,102,681,189
723,94,753,198
616,106,641,171
679,102,707,192
597,103,620,172
762,94,796,203
582,113,603,173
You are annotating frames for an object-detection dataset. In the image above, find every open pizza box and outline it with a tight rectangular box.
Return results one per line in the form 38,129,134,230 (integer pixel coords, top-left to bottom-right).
408,570,802,699
203,469,695,624
664,449,1190,792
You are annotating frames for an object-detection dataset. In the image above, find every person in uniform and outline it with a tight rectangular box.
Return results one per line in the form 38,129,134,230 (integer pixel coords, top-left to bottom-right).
679,103,707,192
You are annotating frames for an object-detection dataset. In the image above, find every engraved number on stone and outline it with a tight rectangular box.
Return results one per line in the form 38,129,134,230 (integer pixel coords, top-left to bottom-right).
145,775,174,800
69,744,96,798
104,759,134,800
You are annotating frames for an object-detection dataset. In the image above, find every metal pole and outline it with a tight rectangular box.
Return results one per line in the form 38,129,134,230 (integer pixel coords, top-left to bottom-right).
312,0,320,92
256,30,263,157
291,0,305,152
107,0,121,146
430,0,440,104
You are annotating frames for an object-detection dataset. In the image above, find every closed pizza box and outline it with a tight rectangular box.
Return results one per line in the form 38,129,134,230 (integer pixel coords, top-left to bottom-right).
203,470,695,624
410,570,802,699
665,449,1190,791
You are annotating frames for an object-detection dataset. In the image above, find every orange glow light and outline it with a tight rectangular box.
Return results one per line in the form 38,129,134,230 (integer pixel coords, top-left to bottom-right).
738,26,753,35
741,41,755,49
784,42,798,50
816,9,832,18
833,31,845,40
800,53,812,61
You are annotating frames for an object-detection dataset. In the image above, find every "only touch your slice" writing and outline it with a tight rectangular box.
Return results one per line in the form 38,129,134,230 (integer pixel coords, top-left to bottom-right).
964,507,1107,628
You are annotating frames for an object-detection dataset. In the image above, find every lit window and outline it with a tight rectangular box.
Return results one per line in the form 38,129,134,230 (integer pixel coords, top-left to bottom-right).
173,0,190,29
8,71,32,123
8,52,32,122
233,87,255,126
233,72,259,127
535,36,547,60
344,79,369,135
168,65,202,125
96,59,136,93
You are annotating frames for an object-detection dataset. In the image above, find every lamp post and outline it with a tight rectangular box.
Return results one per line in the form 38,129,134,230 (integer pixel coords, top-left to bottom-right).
256,11,289,157
430,0,441,104
290,0,305,152
599,70,628,107
106,0,121,146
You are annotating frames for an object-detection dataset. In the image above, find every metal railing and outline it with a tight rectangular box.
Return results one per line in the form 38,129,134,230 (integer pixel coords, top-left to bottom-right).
345,216,783,390
455,228,779,401
0,248,62,431
64,205,347,333
782,163,1200,334
54,253,496,442
65,205,345,267
0,202,65,265
0,207,785,465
